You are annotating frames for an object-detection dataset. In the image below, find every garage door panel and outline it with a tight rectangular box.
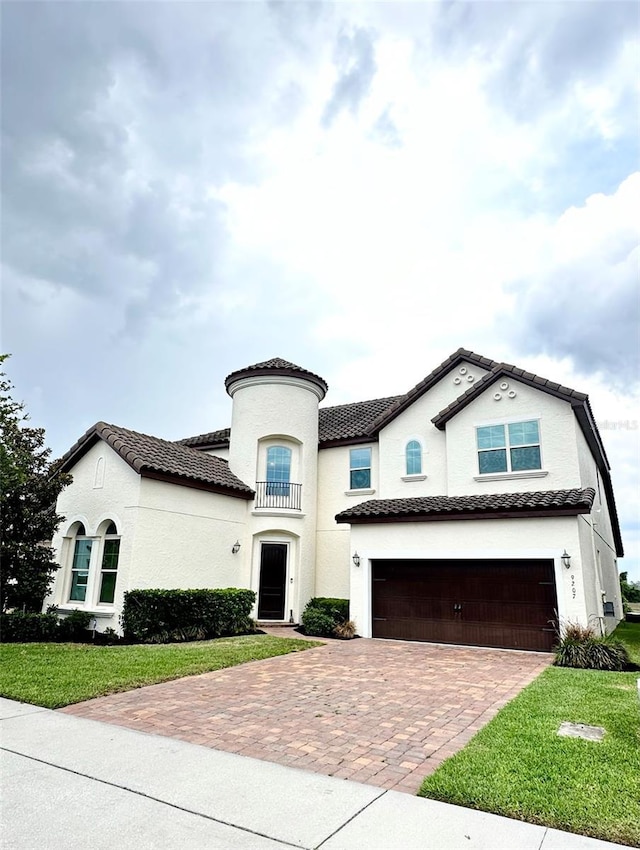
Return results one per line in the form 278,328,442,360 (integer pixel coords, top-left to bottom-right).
371,559,557,652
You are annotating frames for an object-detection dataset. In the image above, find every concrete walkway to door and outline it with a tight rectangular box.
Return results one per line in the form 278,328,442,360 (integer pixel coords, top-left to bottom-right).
62,632,551,795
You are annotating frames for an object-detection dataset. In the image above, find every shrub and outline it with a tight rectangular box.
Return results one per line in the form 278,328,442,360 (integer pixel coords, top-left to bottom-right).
120,588,256,643
307,597,349,623
57,609,93,641
0,611,59,642
301,606,336,637
554,622,631,671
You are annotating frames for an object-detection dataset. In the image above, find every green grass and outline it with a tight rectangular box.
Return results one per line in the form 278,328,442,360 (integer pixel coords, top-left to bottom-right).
419,622,640,846
0,634,321,709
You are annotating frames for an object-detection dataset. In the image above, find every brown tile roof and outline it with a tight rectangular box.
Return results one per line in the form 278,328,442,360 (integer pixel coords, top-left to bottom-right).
59,422,254,498
335,488,596,523
432,362,588,429
368,348,498,433
225,357,328,398
318,396,402,445
178,428,231,449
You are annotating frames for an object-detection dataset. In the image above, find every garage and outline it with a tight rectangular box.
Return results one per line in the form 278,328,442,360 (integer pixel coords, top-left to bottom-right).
372,559,558,652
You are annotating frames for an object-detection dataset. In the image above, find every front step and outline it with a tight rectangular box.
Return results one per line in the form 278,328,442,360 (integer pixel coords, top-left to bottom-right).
256,621,300,628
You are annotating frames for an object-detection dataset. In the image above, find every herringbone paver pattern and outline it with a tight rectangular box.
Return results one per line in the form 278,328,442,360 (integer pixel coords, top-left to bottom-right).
62,633,550,795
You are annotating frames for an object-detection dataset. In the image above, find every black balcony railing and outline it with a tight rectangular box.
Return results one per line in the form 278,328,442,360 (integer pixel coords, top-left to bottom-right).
255,481,302,511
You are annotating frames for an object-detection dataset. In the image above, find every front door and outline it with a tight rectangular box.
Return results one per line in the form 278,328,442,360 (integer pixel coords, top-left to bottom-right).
258,543,287,620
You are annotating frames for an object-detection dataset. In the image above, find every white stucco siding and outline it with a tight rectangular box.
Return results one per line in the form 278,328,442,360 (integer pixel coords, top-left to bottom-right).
445,381,581,496
347,516,585,638
378,360,489,498
573,420,622,631
228,377,321,616
131,478,250,593
315,528,351,599
46,441,141,629
201,447,230,461
315,443,379,601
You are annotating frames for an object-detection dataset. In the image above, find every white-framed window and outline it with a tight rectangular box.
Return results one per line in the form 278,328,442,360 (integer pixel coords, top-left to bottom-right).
98,522,120,604
69,524,92,602
266,445,292,497
66,520,120,607
350,447,371,489
405,440,422,475
476,420,541,474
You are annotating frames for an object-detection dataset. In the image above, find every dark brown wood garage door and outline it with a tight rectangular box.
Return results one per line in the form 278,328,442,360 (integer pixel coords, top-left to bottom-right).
372,559,557,652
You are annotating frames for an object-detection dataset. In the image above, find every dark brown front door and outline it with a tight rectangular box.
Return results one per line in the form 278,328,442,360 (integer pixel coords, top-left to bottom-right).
258,543,287,620
372,559,557,652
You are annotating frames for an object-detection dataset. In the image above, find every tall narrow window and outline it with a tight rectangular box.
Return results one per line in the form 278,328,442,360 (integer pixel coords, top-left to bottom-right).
405,440,422,475
69,525,92,602
266,446,291,497
98,522,120,604
350,447,371,489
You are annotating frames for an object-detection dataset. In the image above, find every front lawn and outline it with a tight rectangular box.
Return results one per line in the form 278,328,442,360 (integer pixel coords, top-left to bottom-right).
0,634,320,709
419,622,640,847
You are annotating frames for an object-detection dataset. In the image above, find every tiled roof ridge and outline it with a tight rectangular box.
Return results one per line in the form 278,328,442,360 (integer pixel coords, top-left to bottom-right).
367,348,498,434
225,357,328,396
59,421,253,497
432,362,588,429
336,488,596,522
177,427,231,448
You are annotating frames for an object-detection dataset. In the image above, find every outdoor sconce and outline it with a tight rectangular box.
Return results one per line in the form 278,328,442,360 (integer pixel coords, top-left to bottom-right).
352,552,361,567
561,550,571,569
231,540,241,555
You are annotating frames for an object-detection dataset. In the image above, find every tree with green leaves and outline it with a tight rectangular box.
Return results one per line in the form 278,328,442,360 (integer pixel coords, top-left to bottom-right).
0,356,72,612
620,571,640,604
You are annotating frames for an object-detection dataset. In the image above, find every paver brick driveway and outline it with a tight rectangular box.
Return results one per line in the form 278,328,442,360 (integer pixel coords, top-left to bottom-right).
62,632,551,795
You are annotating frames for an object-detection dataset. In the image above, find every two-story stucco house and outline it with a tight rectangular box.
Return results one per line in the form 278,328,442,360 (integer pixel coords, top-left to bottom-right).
46,349,624,652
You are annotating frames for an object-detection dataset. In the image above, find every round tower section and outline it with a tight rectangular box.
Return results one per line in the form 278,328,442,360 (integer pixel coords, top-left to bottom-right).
225,358,328,622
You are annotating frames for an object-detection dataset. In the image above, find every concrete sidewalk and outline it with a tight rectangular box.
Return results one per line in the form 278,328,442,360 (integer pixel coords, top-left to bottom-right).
0,698,626,850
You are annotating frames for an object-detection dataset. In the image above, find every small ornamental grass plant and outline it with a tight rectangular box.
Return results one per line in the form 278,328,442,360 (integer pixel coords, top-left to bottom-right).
553,621,631,672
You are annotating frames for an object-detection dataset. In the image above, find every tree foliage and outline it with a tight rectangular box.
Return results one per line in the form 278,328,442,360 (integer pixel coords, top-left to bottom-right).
620,571,640,604
0,356,71,612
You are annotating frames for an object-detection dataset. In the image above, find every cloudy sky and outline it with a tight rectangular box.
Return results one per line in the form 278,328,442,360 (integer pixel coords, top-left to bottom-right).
2,2,639,578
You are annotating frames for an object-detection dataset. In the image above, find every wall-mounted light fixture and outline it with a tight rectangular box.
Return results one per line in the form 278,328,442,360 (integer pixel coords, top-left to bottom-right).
561,550,571,569
231,540,241,555
352,552,361,567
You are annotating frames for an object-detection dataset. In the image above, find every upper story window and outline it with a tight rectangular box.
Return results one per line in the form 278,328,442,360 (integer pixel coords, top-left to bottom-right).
266,446,292,496
476,420,541,474
350,447,371,489
405,440,422,475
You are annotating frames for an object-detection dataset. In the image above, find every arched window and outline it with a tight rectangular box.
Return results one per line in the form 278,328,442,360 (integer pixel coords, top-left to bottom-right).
69,524,91,602
98,522,120,604
405,440,422,475
266,446,291,497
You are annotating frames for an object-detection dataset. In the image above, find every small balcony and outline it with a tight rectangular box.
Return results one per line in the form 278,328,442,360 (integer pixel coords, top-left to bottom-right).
255,481,302,511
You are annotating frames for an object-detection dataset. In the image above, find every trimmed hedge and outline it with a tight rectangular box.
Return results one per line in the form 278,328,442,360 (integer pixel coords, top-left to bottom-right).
301,606,336,638
121,588,256,643
0,612,59,643
302,597,351,638
307,597,349,623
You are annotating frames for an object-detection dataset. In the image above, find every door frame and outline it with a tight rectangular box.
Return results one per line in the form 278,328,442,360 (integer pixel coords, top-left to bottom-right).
253,536,292,622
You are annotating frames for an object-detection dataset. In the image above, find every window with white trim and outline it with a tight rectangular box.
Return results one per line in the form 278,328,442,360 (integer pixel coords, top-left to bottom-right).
476,420,541,474
350,447,371,489
69,524,92,602
98,522,120,604
66,520,120,606
405,440,422,475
